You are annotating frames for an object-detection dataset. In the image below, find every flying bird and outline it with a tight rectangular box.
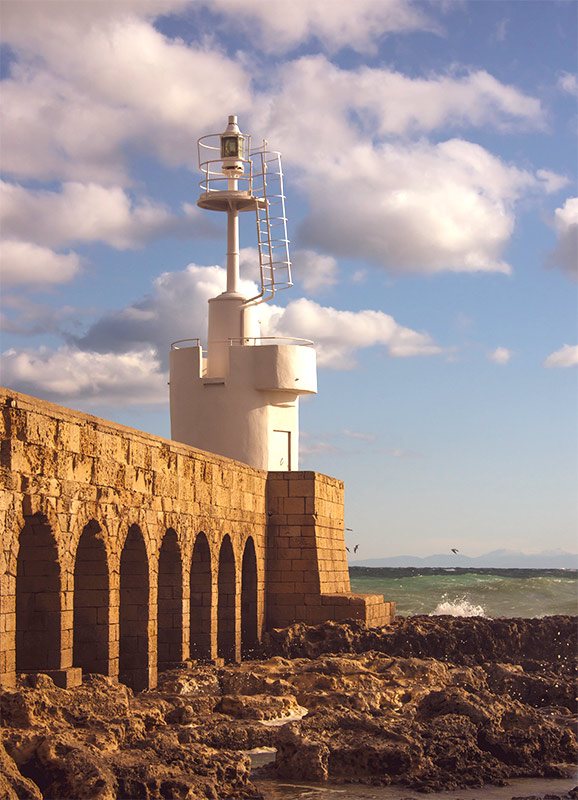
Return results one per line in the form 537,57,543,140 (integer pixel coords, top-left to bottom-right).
353,545,359,554
451,548,459,554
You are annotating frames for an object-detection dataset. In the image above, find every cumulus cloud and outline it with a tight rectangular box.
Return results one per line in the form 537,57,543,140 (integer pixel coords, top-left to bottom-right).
73,264,234,367
1,181,211,250
546,197,578,281
205,0,438,54
291,250,339,293
253,57,545,160
2,263,441,404
76,265,441,369
70,261,438,370
264,297,442,368
1,240,82,286
0,346,167,405
544,344,578,368
245,56,551,276
297,138,535,275
488,347,513,365
1,6,553,284
1,9,250,182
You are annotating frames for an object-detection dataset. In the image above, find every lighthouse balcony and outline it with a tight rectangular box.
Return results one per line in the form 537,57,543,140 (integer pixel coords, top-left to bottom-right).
230,337,317,394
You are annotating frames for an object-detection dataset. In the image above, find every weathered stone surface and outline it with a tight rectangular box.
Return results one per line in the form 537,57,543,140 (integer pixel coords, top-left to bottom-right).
2,616,576,797
1,388,391,692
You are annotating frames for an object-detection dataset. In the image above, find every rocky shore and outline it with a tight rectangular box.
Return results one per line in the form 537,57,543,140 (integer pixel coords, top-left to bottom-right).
1,615,577,799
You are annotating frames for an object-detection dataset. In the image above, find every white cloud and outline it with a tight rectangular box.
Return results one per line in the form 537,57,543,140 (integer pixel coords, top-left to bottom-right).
1,6,552,284
253,57,544,160
205,0,438,54
264,297,442,368
0,240,82,286
493,18,509,43
69,263,442,377
297,138,534,275
1,181,209,250
557,72,578,95
2,262,441,403
546,197,578,281
342,429,377,442
0,346,167,405
536,169,570,194
544,344,578,369
291,250,339,293
74,264,234,368
1,9,251,182
488,347,513,365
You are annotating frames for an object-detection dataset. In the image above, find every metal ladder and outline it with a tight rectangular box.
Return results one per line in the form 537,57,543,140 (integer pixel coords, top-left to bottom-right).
250,147,292,304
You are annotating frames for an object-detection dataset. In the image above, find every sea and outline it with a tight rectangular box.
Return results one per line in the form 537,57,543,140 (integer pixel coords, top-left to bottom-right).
254,568,578,799
348,566,578,618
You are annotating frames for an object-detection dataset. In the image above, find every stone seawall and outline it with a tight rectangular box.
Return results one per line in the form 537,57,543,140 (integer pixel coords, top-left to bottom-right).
0,388,394,691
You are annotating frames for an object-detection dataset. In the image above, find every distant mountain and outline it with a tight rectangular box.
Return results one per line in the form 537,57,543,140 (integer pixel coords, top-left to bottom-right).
351,548,578,569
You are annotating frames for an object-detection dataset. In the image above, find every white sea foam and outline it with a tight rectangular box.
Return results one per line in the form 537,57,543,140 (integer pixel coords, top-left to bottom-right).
430,595,486,617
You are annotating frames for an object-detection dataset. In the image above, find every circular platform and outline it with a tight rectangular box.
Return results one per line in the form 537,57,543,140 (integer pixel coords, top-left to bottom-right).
197,191,265,212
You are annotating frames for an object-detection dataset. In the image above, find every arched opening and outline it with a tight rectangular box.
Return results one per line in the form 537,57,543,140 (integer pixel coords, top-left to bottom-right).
119,526,149,690
241,537,258,658
16,517,61,672
217,535,236,662
74,522,109,675
190,532,212,660
158,529,183,670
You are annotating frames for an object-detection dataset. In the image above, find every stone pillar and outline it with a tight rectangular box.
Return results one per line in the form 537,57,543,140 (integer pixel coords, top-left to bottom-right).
266,471,395,628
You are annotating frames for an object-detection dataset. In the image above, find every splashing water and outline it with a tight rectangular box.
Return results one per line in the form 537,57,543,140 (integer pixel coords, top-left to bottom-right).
431,594,486,617
349,568,578,617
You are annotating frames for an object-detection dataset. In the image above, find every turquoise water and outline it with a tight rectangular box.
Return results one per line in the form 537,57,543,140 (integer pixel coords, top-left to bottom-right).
348,568,578,618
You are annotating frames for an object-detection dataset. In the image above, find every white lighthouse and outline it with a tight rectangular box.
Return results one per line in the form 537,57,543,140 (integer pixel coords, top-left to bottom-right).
169,116,317,471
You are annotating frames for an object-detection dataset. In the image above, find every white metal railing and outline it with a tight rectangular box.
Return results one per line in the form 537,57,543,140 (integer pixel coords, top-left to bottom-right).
197,132,254,195
171,338,201,350
197,132,292,305
228,336,313,347
171,336,314,350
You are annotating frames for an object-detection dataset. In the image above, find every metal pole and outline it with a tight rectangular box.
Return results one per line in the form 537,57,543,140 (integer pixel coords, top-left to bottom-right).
226,204,239,294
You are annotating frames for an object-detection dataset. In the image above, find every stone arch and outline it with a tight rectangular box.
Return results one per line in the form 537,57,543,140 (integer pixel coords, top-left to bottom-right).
217,535,237,662
241,536,258,657
158,529,183,670
189,532,212,660
73,521,109,676
119,525,149,690
16,515,61,672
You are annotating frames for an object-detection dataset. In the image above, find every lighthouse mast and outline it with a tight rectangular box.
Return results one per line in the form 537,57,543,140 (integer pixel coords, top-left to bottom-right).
169,116,317,471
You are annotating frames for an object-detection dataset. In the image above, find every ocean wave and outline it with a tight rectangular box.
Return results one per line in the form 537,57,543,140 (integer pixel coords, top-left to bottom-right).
430,595,486,617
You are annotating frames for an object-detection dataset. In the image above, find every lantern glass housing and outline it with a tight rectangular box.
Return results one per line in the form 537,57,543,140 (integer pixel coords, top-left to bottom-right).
221,135,243,160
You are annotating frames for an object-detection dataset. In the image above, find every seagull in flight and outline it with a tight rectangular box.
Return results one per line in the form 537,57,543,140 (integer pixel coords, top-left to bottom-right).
451,548,459,554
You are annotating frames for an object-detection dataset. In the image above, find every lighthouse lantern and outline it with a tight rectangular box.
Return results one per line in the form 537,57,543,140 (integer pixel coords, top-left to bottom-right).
220,115,245,175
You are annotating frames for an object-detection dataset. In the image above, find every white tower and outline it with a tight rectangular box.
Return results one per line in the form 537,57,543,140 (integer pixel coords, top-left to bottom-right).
169,116,317,471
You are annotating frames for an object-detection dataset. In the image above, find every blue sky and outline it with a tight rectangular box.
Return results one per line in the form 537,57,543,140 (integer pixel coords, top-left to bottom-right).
1,0,576,559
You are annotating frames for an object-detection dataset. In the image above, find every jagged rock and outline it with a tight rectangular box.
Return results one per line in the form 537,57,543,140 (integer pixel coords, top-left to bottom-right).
0,737,43,800
1,616,576,796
